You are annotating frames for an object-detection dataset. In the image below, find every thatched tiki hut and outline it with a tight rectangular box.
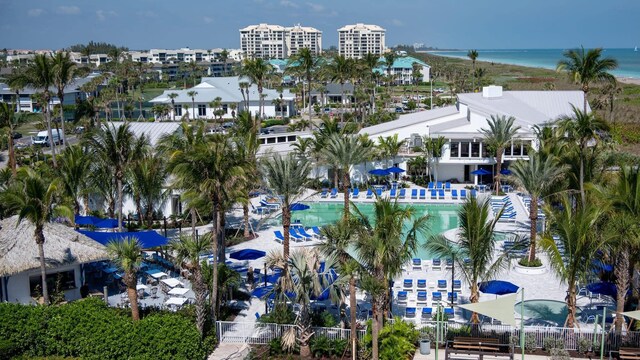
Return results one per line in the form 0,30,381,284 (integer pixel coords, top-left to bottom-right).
0,216,108,304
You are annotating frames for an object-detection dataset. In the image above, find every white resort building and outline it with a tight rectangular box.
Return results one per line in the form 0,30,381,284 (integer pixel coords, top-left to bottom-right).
239,23,322,59
338,23,386,59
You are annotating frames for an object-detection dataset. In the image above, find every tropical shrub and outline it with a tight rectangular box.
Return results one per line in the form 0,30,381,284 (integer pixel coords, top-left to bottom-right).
524,334,537,352
543,337,564,350
311,310,338,328
310,336,347,358
364,318,420,360
549,348,571,360
258,304,296,324
518,257,543,267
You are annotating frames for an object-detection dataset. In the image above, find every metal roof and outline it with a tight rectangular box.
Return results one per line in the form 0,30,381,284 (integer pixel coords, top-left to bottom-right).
358,106,460,136
106,121,181,146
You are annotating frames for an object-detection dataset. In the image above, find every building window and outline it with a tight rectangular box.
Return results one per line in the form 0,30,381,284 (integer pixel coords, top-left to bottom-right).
174,105,182,116
481,143,489,158
30,270,76,297
460,142,470,158
222,104,228,114
450,142,459,157
471,142,480,158
198,104,206,116
267,137,276,144
512,142,522,156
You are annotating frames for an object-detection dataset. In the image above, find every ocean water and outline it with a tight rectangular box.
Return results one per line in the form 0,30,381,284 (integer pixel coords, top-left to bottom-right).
429,48,640,79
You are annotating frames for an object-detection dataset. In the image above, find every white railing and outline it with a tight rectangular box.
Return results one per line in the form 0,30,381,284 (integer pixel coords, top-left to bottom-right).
216,321,366,344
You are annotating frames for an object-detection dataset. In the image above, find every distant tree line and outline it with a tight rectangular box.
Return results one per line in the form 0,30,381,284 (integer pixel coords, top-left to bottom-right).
66,41,128,55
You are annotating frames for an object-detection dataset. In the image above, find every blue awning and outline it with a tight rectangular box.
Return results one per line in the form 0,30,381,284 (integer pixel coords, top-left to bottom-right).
78,230,168,249
385,166,405,174
369,169,391,176
94,218,119,229
74,215,101,226
587,282,617,298
229,249,266,260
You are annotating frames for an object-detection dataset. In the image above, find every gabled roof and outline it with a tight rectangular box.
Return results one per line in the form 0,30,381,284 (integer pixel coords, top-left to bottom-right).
374,56,429,73
106,121,181,146
457,91,587,127
358,106,461,136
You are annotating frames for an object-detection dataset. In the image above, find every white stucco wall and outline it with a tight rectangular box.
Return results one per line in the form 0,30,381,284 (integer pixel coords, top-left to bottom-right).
5,264,83,304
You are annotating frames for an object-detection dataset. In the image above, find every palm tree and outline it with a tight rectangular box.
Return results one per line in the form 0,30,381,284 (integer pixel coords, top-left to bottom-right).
266,248,344,357
322,134,371,216
187,91,198,120
1,168,72,304
539,194,606,328
57,145,92,216
479,115,521,195
376,133,406,168
325,55,354,123
167,92,179,121
383,52,397,87
353,198,430,360
556,47,618,113
426,197,524,323
261,154,312,259
362,53,381,114
127,153,168,228
507,152,566,262
51,52,77,150
106,237,143,321
86,123,149,231
288,48,320,122
170,235,209,335
231,112,260,238
0,103,29,176
467,50,479,92
555,106,608,207
239,58,273,119
24,54,58,167
423,136,447,182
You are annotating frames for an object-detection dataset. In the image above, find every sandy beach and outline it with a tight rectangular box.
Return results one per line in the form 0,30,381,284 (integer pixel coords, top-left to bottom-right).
617,77,640,85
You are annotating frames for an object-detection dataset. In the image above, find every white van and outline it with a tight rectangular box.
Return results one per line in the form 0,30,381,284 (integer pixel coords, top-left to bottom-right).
31,129,64,147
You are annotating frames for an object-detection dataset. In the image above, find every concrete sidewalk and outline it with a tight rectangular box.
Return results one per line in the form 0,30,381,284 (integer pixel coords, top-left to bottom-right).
413,349,553,359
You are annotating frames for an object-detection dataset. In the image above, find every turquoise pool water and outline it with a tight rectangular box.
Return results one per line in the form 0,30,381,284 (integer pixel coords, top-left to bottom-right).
515,299,580,326
285,202,461,259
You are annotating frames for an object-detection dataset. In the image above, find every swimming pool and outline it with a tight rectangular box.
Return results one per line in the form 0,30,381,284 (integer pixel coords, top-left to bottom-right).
515,299,580,326
281,202,461,259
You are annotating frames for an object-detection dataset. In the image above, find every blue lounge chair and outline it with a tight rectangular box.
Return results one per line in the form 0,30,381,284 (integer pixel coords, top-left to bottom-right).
352,188,360,199
289,229,305,242
438,189,445,199
366,189,373,199
298,228,315,239
460,189,467,198
448,292,458,304
445,182,451,192
255,312,261,320
471,190,477,198
330,188,338,198
453,280,462,292
421,307,433,319
427,182,435,190
432,258,442,270
274,230,286,243
399,188,406,199
451,189,458,200
430,190,438,199
391,181,398,190
498,212,517,222
445,259,453,269
390,188,397,198
320,189,328,198
417,279,427,289
403,279,413,291
311,226,323,238
436,181,443,189
405,307,416,318
419,189,426,199
410,189,418,199
444,308,454,315
417,291,428,304
397,291,408,302
437,280,447,290
432,292,442,302
376,188,382,197
412,258,422,270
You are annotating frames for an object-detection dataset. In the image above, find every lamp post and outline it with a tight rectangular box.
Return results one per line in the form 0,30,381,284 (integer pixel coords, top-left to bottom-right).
430,73,433,110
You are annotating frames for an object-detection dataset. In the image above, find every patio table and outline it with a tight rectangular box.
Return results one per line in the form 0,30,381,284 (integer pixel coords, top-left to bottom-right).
146,269,169,279
161,278,184,288
165,297,188,306
168,287,190,297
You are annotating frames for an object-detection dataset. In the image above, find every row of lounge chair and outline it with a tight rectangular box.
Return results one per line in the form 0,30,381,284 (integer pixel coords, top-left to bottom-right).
410,258,454,271
427,182,453,191
491,195,517,222
398,290,459,305
273,226,323,243
404,306,454,320
320,187,478,201
401,278,462,292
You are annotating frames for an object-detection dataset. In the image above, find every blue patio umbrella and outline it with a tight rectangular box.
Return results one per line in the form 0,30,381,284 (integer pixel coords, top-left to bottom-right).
587,282,617,298
500,168,512,175
386,166,406,174
471,168,491,175
74,215,100,226
478,280,519,295
94,218,119,229
289,203,311,211
369,168,391,176
229,248,266,260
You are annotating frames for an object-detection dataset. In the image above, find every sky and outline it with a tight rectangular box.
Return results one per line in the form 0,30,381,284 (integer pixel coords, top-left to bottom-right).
0,0,639,51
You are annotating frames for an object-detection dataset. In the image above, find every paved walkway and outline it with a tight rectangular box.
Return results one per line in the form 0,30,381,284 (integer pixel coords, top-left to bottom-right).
413,349,552,359
208,343,250,360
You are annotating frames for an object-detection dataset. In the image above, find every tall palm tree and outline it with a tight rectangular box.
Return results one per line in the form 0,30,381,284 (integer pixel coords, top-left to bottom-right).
467,50,479,92
376,133,406,168
383,52,397,87
288,48,320,122
322,134,371,216
170,234,209,335
266,248,344,358
187,91,198,120
57,145,92,216
86,123,149,231
540,194,606,328
508,152,566,262
106,237,143,321
239,58,273,119
51,52,77,150
353,198,430,360
556,47,618,113
479,115,521,195
24,54,58,167
127,153,168,228
325,55,354,123
1,168,72,304
167,92,179,121
426,197,524,322
231,112,260,238
0,102,29,176
261,154,311,259
423,136,447,182
556,106,609,207
362,53,381,114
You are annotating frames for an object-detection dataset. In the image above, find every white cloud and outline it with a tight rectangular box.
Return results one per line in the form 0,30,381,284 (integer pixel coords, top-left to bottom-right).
96,10,117,21
391,18,404,27
306,2,324,12
280,0,299,8
28,8,44,17
203,16,213,24
56,6,80,15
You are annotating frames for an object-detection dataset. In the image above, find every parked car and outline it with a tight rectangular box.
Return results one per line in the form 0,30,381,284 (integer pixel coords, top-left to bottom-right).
31,129,64,147
11,132,22,139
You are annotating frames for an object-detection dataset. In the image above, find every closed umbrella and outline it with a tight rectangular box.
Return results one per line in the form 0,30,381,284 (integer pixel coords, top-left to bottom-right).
229,249,266,260
289,203,310,211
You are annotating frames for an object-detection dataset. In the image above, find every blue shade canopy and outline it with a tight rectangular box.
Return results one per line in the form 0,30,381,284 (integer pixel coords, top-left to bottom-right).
74,215,101,226
386,166,405,174
587,282,617,298
94,218,119,229
229,249,266,260
369,169,391,176
251,285,273,298
478,280,519,295
592,259,613,272
289,203,311,211
78,230,168,249
500,168,512,175
471,168,492,175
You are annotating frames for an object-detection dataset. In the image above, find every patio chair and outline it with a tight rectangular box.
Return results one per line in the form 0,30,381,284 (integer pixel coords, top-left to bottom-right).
298,228,315,240
320,189,328,198
471,190,478,198
410,189,418,199
430,190,438,199
427,182,435,190
412,258,422,270
438,189,445,199
397,291,408,303
417,279,427,289
289,229,305,242
352,188,360,199
460,189,467,198
330,188,338,198
366,189,374,199
405,307,417,318
453,280,462,292
437,280,447,290
311,226,323,238
419,189,426,199
376,188,383,197
255,312,261,320
389,188,397,198
451,189,458,200
432,258,442,271
421,307,433,320
448,292,458,304
398,188,406,199
274,231,286,243
445,259,453,269
445,182,451,192
444,308,454,316
417,291,428,304
432,292,442,303
436,181,443,189
403,279,413,292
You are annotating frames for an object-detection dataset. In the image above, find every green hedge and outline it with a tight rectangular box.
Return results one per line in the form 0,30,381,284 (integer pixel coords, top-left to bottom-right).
0,298,206,360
